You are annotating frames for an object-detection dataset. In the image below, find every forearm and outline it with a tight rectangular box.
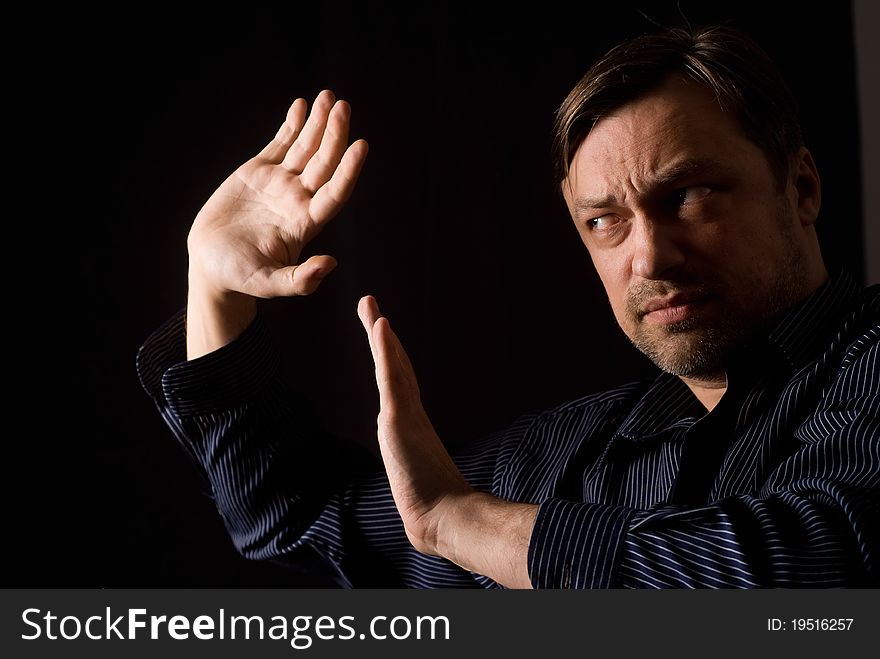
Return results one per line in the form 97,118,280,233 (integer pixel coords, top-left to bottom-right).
618,492,872,587
435,493,866,590
436,493,538,589
525,479,875,589
140,309,335,558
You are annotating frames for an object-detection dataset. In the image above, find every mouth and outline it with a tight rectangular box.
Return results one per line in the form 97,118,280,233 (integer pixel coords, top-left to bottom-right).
639,292,709,325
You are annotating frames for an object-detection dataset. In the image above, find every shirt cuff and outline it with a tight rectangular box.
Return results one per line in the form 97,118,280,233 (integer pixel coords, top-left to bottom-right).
136,309,280,417
527,498,634,588
136,309,187,404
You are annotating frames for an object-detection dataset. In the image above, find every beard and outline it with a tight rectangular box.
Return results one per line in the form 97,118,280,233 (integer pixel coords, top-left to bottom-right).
627,296,747,379
623,212,808,380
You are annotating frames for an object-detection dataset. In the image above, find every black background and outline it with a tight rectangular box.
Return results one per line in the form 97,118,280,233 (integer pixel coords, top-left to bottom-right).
11,1,864,586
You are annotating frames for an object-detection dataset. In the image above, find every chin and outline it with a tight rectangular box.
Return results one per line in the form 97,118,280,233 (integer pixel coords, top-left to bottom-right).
631,326,737,378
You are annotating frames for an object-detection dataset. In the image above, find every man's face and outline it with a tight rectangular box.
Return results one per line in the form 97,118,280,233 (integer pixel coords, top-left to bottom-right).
563,76,817,379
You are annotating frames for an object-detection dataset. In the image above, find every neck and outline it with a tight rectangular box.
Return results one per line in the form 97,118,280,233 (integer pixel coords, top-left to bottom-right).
679,373,727,412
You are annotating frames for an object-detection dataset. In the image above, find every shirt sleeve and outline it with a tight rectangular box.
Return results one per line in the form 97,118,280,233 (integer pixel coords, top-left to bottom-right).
136,310,528,588
527,330,880,588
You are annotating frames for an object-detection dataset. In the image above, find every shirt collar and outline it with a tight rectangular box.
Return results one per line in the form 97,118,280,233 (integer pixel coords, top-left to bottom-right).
614,373,704,441
765,270,860,370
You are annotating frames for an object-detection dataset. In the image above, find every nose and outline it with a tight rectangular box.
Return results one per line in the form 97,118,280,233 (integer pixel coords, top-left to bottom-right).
630,217,687,280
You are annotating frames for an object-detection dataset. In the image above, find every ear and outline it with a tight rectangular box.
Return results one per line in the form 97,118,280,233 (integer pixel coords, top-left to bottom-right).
789,147,821,227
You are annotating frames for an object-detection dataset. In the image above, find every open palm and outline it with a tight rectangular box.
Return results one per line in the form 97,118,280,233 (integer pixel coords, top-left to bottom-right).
188,90,368,299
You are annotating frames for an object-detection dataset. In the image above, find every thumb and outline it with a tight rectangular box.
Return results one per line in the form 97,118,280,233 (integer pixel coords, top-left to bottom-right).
262,254,337,297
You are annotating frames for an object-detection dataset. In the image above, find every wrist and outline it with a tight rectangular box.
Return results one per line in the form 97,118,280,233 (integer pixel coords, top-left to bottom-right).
186,273,257,360
433,490,482,565
434,492,537,588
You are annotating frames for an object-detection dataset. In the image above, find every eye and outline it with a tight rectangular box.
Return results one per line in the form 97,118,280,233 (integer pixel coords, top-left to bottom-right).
587,214,620,231
675,186,712,206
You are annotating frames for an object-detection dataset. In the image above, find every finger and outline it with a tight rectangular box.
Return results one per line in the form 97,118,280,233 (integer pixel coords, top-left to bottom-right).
299,100,351,192
281,90,335,173
246,254,337,298
357,295,382,362
378,315,421,397
357,297,422,407
258,98,308,163
309,139,369,225
357,295,382,335
372,317,401,412
373,316,423,413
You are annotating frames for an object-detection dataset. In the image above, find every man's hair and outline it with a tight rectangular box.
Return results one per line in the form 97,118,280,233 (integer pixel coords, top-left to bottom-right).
553,25,804,190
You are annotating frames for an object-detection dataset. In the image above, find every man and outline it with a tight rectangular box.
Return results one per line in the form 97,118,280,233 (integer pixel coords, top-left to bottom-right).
138,25,879,587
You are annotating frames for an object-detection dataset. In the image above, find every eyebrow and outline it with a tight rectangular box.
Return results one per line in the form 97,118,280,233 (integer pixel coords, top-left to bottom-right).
572,157,735,214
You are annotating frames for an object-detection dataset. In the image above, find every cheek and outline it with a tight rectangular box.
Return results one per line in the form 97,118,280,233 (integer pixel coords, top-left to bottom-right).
696,222,777,279
589,250,631,322
589,242,627,281
701,195,790,262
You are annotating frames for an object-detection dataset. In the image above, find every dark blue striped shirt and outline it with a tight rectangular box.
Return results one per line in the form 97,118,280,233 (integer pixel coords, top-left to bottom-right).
138,273,879,587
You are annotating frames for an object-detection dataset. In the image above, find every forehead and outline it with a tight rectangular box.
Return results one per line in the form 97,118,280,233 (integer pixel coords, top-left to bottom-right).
565,76,766,201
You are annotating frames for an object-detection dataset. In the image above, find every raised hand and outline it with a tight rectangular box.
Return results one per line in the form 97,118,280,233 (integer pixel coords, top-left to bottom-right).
357,295,537,588
356,295,473,554
186,91,368,358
